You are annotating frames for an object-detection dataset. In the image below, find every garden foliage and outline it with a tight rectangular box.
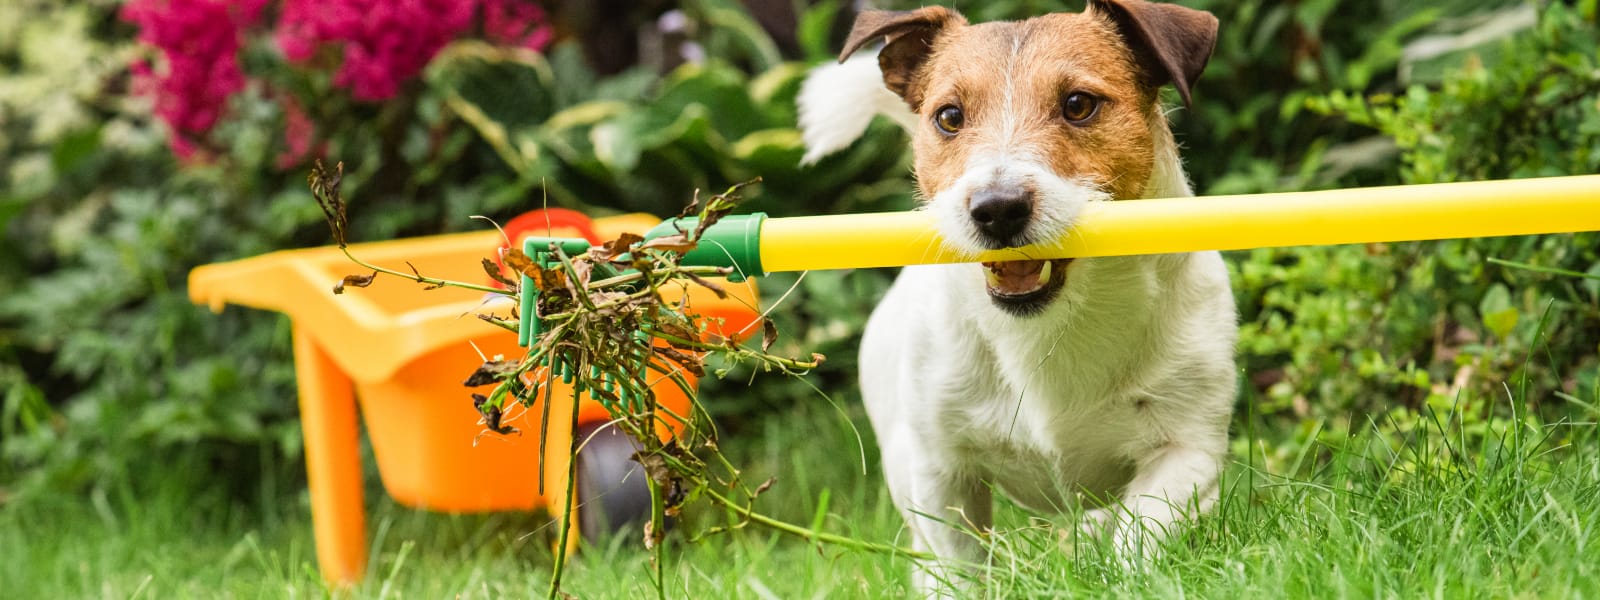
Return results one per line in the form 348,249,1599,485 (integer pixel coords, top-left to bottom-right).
1243,0,1600,458
2,0,1597,500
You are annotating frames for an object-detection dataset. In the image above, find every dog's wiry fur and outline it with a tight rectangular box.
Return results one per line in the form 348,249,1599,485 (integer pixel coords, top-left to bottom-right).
799,1,1238,594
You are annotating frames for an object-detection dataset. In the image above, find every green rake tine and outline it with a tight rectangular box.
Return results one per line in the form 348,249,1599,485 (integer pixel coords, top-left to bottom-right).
630,331,652,414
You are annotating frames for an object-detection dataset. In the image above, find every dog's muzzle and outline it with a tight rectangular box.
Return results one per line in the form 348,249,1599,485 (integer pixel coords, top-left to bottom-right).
968,184,1034,248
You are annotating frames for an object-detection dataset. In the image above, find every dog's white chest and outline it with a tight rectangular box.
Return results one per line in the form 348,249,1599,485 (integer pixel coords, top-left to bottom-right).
943,359,1145,511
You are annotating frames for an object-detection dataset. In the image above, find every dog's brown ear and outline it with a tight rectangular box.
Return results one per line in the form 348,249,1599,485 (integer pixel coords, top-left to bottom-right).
839,7,967,109
1089,0,1218,107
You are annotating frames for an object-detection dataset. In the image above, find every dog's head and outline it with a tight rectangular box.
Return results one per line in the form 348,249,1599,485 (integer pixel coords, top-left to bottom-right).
841,1,1217,316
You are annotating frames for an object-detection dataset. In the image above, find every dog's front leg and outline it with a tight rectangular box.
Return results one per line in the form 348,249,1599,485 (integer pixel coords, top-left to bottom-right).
884,439,993,595
1108,441,1224,560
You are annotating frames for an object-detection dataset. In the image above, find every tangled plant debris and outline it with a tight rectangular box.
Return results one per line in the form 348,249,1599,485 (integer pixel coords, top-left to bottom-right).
307,160,916,598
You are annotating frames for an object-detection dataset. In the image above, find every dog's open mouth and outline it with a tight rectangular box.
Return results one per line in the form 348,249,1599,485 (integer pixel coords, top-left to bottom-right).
981,258,1072,315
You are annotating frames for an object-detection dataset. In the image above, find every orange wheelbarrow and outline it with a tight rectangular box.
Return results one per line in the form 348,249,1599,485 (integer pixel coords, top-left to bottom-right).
188,212,760,584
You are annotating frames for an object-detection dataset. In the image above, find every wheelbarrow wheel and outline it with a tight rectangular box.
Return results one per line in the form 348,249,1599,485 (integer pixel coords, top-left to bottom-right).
573,422,653,542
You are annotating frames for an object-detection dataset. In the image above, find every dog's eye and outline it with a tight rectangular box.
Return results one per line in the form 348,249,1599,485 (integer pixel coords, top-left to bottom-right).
934,105,964,135
1062,93,1099,123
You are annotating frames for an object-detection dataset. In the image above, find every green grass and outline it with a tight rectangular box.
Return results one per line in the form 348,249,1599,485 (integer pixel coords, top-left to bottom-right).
5,395,1599,598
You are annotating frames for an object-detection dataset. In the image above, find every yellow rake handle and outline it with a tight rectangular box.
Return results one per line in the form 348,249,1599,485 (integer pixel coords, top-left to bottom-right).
757,175,1600,272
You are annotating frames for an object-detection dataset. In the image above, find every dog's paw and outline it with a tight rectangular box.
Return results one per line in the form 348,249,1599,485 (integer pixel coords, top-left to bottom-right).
1077,507,1117,541
1109,523,1163,566
1069,508,1164,567
1057,508,1116,558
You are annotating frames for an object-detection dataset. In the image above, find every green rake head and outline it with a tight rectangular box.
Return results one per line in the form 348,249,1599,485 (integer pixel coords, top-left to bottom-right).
515,213,767,348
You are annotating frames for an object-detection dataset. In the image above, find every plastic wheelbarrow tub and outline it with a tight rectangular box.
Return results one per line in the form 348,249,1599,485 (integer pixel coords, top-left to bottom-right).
188,213,760,584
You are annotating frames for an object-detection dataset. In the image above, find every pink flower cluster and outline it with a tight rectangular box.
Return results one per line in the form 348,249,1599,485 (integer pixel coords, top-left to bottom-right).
276,0,554,102
121,0,269,160
122,0,556,164
482,0,555,51
276,94,319,168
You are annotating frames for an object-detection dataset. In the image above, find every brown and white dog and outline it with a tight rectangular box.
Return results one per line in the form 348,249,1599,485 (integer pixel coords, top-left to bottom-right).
798,1,1238,593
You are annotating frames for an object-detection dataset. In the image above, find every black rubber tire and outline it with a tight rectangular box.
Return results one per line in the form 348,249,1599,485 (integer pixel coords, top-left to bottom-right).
573,422,653,542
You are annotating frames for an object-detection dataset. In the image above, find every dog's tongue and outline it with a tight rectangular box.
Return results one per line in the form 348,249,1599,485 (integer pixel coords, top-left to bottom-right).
982,260,1049,296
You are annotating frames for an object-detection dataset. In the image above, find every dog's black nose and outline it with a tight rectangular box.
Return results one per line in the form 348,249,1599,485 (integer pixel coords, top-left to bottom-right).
969,185,1034,246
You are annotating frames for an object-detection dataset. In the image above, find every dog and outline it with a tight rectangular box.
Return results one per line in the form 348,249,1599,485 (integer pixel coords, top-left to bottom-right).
797,0,1238,593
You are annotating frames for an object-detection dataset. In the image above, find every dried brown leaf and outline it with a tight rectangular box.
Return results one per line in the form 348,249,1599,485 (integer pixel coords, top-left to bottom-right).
589,291,633,316
463,360,518,387
571,259,593,288
652,315,701,349
503,248,566,292
472,393,501,429
309,160,348,247
761,318,779,352
754,477,776,497
472,393,518,435
682,272,727,299
332,271,376,295
677,189,703,220
634,449,688,511
481,257,519,290
639,233,697,254
693,177,759,239
653,345,705,376
503,247,536,274
589,232,644,263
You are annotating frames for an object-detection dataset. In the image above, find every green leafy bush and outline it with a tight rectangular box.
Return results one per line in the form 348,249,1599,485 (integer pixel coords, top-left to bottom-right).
1241,1,1600,449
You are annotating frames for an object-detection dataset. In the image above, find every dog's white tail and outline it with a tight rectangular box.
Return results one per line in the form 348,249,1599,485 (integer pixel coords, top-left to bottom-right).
797,53,918,165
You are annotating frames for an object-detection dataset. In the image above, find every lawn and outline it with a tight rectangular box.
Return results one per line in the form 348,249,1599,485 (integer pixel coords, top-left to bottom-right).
7,392,1598,598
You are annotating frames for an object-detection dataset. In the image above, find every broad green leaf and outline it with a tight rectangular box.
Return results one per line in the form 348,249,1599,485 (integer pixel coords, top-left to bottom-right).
1479,283,1518,339
797,0,842,63
730,128,804,174
427,42,558,174
657,63,765,138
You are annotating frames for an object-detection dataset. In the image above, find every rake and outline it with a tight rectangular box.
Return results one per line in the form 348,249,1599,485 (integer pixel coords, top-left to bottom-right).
517,174,1600,345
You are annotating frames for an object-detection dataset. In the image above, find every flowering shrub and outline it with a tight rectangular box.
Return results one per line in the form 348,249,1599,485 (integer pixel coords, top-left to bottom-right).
120,0,269,160
121,0,554,161
1,1,574,499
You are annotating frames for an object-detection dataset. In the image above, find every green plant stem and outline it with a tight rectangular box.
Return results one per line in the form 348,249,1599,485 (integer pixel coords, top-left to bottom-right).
339,247,511,295
702,489,933,560
586,265,733,290
478,316,518,333
648,475,667,600
647,331,822,372
1488,257,1600,281
547,381,584,600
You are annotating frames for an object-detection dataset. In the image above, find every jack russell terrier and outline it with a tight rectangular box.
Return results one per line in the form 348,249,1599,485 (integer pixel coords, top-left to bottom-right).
798,0,1238,592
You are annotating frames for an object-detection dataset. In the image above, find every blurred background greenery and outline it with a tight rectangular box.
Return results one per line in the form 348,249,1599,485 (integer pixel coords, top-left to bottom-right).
2,0,1597,537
